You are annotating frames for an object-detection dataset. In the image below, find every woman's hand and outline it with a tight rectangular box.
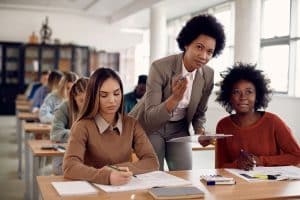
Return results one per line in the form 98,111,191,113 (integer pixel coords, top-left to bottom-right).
109,166,133,185
237,150,256,171
196,128,215,147
171,75,187,102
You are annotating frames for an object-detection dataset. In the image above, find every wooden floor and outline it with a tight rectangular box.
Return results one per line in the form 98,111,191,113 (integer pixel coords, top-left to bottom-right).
0,115,25,200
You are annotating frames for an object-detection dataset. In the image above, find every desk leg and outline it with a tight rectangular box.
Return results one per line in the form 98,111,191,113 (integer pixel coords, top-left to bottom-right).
32,156,40,200
24,133,31,200
17,118,22,179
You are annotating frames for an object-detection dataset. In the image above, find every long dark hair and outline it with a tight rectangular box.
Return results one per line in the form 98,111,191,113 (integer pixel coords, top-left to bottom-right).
79,68,124,120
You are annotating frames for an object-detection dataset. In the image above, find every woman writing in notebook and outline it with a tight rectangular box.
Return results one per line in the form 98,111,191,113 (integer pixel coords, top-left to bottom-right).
50,77,89,175
63,68,159,185
215,63,300,170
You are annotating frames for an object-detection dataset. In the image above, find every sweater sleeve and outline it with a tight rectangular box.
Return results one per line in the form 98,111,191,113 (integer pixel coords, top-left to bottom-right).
215,121,238,168
116,121,159,174
50,101,70,143
259,115,300,166
63,121,112,184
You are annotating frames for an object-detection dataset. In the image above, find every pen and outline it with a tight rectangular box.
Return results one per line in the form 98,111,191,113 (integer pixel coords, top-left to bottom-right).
253,174,277,180
107,165,137,178
206,180,236,185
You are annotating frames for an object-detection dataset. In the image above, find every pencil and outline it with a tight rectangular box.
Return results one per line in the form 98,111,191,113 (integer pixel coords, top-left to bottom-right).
107,165,137,177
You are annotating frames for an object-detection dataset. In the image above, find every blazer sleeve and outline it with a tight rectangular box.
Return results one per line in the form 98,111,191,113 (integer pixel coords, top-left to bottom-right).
142,62,172,131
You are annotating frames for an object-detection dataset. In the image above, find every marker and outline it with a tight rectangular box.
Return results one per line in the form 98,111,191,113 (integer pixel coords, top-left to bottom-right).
253,174,278,180
206,180,236,185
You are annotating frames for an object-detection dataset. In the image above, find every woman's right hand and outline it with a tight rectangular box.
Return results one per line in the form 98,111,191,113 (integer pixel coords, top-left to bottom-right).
109,167,133,185
171,75,188,102
237,151,256,171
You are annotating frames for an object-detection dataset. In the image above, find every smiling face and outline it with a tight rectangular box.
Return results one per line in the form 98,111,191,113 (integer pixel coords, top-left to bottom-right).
98,78,122,118
183,34,216,72
230,80,256,114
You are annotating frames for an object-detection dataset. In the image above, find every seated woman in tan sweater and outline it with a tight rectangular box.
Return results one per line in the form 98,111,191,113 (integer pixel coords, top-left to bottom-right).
63,68,159,185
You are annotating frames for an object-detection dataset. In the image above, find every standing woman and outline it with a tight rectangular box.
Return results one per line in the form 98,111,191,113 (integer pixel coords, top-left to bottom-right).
50,77,89,175
130,14,226,170
63,68,159,185
215,63,300,170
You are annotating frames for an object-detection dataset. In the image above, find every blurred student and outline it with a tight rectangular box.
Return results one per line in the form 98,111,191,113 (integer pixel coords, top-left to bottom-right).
32,70,62,113
129,14,226,170
124,75,147,113
63,68,158,185
215,63,300,170
50,77,89,175
26,71,49,100
39,72,78,123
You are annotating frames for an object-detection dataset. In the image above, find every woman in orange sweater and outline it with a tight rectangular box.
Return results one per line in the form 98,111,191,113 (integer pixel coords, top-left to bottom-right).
63,68,159,185
215,63,300,170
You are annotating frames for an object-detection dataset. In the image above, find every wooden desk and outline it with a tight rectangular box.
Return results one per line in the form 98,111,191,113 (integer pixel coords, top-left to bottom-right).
37,169,300,200
26,140,66,200
16,94,28,101
192,143,215,151
16,104,31,112
16,112,39,179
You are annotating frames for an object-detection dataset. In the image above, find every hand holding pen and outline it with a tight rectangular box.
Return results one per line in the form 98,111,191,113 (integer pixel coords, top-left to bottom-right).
171,74,188,102
107,165,134,185
237,149,257,171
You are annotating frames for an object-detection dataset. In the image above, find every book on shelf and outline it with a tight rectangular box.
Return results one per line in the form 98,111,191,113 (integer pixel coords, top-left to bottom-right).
148,186,205,199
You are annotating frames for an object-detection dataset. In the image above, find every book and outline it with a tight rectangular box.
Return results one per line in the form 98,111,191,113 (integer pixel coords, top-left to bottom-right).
51,181,98,196
94,171,191,192
168,134,233,142
148,186,204,199
201,175,236,185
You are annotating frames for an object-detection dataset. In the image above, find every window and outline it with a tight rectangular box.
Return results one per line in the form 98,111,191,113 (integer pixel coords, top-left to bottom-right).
260,0,300,96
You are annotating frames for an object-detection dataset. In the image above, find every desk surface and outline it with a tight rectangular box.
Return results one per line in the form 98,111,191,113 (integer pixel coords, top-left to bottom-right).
27,139,66,157
37,169,300,200
24,122,51,134
17,112,39,121
16,104,31,112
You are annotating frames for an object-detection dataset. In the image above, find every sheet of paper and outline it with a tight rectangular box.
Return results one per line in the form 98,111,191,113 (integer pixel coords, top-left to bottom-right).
94,171,191,192
226,166,300,182
51,181,98,196
168,134,233,142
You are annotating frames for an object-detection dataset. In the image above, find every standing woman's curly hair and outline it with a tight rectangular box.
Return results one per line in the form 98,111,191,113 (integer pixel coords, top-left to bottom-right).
176,13,226,57
216,63,272,113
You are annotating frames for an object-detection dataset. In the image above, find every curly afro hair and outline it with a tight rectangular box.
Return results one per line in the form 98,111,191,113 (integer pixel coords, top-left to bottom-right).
176,13,226,58
216,63,272,113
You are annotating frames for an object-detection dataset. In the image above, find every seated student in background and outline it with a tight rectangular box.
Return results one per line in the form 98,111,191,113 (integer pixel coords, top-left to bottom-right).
124,75,147,113
50,77,89,175
39,72,78,123
26,71,49,100
32,70,62,113
63,68,159,185
215,63,300,170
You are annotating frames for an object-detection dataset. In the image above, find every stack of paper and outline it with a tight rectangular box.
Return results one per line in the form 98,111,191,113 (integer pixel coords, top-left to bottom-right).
94,171,191,192
51,181,98,196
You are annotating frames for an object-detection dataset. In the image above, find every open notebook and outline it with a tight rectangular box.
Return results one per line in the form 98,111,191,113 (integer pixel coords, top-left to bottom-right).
52,181,98,196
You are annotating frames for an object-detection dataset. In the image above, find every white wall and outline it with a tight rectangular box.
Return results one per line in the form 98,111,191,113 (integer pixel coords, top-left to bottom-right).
0,9,142,51
205,93,300,142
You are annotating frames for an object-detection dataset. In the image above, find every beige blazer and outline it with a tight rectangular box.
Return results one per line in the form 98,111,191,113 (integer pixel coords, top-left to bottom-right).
129,53,214,135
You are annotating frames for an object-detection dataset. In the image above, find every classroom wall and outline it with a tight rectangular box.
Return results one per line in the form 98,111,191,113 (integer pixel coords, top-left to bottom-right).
205,93,300,142
0,9,142,51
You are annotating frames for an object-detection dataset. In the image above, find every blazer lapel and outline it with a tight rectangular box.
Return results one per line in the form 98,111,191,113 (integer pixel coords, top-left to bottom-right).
187,69,205,123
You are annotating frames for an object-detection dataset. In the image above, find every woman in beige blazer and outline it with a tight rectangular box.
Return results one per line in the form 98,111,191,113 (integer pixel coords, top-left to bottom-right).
130,14,226,170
